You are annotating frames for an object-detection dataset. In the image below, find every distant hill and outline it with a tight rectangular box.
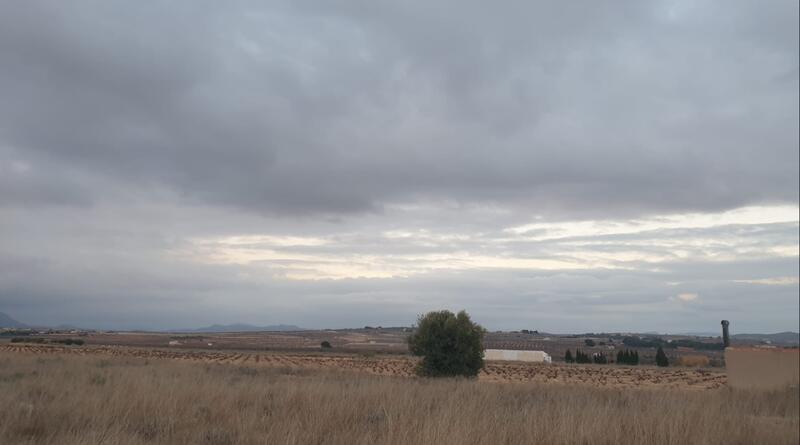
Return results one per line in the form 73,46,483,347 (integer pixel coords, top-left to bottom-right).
180,323,305,333
732,332,800,346
0,312,28,328
677,331,721,337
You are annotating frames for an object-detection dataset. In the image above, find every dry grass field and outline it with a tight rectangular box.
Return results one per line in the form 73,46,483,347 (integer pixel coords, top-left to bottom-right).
1,349,797,445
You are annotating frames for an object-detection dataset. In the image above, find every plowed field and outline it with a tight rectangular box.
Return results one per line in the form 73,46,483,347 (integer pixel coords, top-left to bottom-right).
1,343,725,389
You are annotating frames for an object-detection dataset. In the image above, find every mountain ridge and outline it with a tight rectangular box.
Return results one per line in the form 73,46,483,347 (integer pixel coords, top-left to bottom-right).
175,323,305,333
0,312,28,328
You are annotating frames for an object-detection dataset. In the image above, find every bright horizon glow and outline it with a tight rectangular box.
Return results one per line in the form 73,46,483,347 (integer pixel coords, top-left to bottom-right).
183,205,799,280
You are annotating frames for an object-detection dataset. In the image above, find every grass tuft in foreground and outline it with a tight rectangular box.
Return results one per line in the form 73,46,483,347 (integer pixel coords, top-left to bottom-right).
0,352,797,444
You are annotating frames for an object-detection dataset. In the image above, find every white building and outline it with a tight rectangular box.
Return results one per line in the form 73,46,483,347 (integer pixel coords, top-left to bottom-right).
484,349,552,363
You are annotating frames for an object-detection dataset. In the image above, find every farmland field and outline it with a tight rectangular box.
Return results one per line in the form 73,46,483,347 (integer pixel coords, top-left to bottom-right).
1,343,726,390
1,347,797,445
18,327,728,367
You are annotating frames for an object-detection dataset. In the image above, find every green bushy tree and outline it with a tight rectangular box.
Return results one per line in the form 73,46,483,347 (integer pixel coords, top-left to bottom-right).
407,310,485,377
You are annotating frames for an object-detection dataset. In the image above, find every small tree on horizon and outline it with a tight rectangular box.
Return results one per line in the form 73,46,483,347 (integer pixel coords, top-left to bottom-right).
616,349,640,365
655,346,669,367
575,349,591,364
407,310,485,377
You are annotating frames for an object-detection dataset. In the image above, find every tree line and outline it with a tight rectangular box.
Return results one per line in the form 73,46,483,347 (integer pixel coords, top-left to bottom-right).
565,346,669,366
622,336,723,350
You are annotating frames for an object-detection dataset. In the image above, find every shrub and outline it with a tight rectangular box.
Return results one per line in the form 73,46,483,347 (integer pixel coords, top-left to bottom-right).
584,339,596,347
407,310,485,377
10,337,45,343
655,346,669,367
55,339,85,346
320,341,332,349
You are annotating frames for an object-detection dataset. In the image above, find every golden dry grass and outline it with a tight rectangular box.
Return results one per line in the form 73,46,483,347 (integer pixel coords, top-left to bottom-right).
0,351,797,445
677,355,711,367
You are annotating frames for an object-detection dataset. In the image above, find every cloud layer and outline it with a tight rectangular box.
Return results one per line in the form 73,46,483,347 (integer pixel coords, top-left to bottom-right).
0,1,797,332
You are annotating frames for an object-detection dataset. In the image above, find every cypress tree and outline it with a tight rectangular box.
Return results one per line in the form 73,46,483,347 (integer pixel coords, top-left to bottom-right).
655,346,669,367
565,349,574,363
575,349,591,364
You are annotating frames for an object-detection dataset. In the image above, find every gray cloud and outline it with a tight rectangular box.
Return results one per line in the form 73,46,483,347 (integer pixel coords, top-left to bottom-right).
0,1,797,332
1,1,796,217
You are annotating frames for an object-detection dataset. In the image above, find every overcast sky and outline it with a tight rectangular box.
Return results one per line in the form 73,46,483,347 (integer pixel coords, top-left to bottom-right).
1,1,798,333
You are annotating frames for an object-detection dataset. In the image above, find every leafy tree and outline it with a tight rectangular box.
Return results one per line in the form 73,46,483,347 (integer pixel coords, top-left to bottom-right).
584,339,596,347
407,310,486,377
655,346,669,367
565,349,574,363
320,341,332,349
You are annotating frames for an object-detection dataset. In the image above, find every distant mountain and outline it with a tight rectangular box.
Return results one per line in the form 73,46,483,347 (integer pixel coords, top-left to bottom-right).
180,323,305,333
732,332,800,345
0,312,28,328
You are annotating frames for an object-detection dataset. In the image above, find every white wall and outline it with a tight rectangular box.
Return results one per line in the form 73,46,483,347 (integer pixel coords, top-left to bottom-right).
484,349,552,363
